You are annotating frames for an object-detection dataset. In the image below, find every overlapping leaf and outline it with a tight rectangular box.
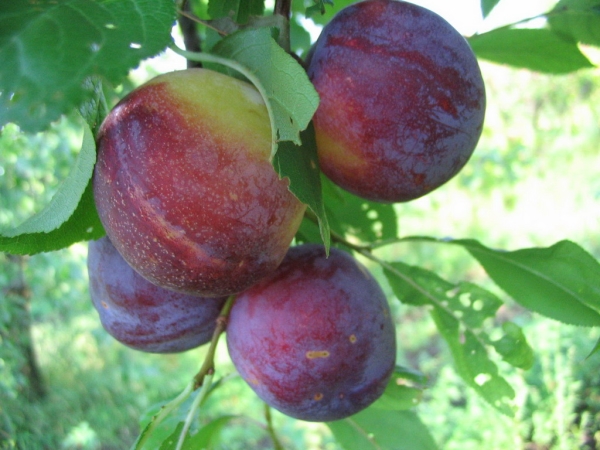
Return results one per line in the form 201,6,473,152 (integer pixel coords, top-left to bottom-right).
211,27,320,148
384,262,534,416
549,0,600,47
0,0,176,132
0,122,104,255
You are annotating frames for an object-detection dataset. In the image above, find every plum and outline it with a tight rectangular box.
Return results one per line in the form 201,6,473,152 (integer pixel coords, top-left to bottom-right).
87,236,226,353
307,0,486,202
93,68,306,297
226,244,396,422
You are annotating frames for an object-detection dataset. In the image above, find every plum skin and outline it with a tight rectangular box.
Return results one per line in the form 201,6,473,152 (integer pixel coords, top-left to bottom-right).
307,0,486,203
87,236,226,353
226,244,396,422
93,68,306,297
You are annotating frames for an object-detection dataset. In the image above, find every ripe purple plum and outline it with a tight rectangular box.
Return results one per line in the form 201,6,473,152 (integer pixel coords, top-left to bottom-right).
307,0,486,202
227,244,396,422
87,236,226,353
93,68,306,297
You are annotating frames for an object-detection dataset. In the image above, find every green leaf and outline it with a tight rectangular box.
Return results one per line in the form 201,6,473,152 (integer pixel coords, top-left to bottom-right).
180,415,241,449
0,122,104,254
158,422,185,450
549,0,600,47
78,76,109,137
371,366,426,411
492,322,535,370
453,239,600,327
468,28,594,73
274,123,330,250
211,27,320,149
208,0,265,23
430,304,516,416
0,0,176,132
480,0,501,17
383,262,523,416
327,408,438,450
586,336,600,359
323,177,398,243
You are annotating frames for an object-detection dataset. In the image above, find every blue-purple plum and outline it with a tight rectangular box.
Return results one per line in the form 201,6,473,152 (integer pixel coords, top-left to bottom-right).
93,68,306,297
226,244,396,422
307,0,486,202
87,236,226,353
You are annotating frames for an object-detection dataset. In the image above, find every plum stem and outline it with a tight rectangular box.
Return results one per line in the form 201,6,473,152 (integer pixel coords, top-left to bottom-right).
265,403,285,450
177,0,203,68
273,0,291,52
168,43,279,160
193,295,236,389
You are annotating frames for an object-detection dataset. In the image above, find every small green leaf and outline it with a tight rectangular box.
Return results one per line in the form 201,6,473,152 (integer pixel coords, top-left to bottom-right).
274,123,330,251
454,239,600,327
78,76,109,136
0,0,176,132
469,28,594,73
211,27,319,150
0,122,104,254
492,322,535,370
549,0,600,47
327,408,438,450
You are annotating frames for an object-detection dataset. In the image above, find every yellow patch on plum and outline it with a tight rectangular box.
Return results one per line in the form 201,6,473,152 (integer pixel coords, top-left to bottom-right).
306,350,330,359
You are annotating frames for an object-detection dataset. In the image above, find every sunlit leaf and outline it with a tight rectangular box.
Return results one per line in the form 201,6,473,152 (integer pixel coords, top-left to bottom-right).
549,0,600,47
384,262,524,416
454,239,600,327
211,27,319,148
327,408,438,450
0,122,104,255
0,0,176,132
469,28,594,73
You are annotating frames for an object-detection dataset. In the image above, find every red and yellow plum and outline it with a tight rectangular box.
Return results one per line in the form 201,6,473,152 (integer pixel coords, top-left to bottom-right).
226,244,396,422
307,0,486,202
93,69,306,297
87,236,226,353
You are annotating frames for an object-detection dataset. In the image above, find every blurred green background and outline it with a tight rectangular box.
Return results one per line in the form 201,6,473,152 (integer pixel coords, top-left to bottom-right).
1,28,600,450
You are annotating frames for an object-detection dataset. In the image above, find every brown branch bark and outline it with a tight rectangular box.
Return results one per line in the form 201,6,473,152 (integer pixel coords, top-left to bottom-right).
178,0,202,68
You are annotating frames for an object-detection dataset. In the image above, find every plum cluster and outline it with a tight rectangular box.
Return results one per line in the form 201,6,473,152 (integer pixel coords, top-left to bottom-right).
88,0,485,422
